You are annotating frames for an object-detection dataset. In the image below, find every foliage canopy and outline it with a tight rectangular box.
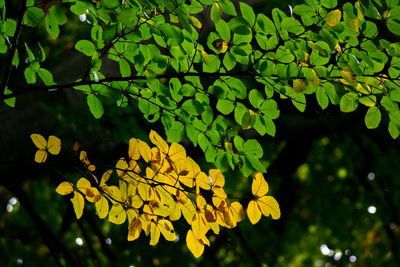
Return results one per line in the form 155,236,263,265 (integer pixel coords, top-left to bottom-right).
1,0,400,265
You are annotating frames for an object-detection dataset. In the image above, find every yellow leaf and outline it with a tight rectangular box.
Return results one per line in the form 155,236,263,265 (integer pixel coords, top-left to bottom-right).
356,83,372,94
230,201,244,222
47,135,61,155
247,200,262,224
257,196,281,220
77,177,93,199
191,212,209,239
103,185,123,203
149,130,169,154
31,133,61,163
340,69,356,86
100,170,112,187
31,133,47,150
55,181,74,195
326,9,341,27
168,142,186,163
209,169,226,199
200,50,209,65
85,187,101,203
293,79,307,94
186,229,204,258
158,219,176,241
137,139,152,162
95,195,109,219
128,217,142,241
71,191,85,219
109,203,126,224
149,221,160,246
34,149,48,163
190,15,202,29
128,138,141,161
80,151,96,171
251,172,269,197
335,43,342,55
128,194,144,209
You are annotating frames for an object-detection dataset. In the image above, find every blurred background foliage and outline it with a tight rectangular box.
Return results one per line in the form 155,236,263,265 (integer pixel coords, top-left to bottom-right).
1,0,400,266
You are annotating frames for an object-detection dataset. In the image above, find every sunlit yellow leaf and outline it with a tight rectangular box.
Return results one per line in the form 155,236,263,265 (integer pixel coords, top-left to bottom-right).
128,217,142,241
186,229,204,258
356,83,372,94
128,194,144,209
149,221,160,245
80,151,96,171
247,200,262,224
340,69,356,86
71,191,85,219
209,169,226,198
103,185,123,203
197,171,211,190
31,134,47,150
149,130,169,154
34,149,47,163
191,212,209,239
257,196,281,220
326,9,341,27
158,219,176,241
85,187,101,203
77,177,94,200
95,195,109,219
200,50,209,65
251,172,269,197
109,203,126,224
190,15,202,29
100,170,112,187
55,181,74,195
230,201,244,222
137,139,152,162
128,138,141,161
168,142,186,162
47,135,61,155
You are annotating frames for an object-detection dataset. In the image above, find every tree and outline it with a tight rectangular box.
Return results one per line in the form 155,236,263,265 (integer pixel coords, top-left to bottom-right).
1,0,400,265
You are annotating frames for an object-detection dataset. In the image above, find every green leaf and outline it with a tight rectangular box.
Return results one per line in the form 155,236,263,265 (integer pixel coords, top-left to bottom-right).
181,99,204,115
365,106,381,129
75,40,96,56
240,2,255,26
281,17,304,35
389,121,400,139
5,19,17,37
321,0,337,8
340,92,359,112
244,139,263,158
234,136,245,151
255,14,276,35
24,7,44,27
219,0,236,16
216,99,235,115
166,121,185,143
316,87,329,109
24,67,36,84
102,0,120,9
215,20,231,42
247,155,266,172
37,68,55,85
203,54,220,72
87,94,104,119
223,52,236,71
117,8,138,26
249,89,264,108
3,87,15,108
388,7,400,35
292,93,306,112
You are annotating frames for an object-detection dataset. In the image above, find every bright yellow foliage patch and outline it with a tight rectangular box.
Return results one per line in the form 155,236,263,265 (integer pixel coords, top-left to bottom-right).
30,134,61,163
48,130,280,258
247,172,281,224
